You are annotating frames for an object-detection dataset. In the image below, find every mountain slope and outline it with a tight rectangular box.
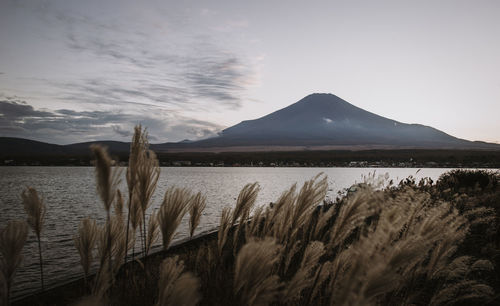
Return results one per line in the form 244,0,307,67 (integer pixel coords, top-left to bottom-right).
168,93,491,149
1,93,499,155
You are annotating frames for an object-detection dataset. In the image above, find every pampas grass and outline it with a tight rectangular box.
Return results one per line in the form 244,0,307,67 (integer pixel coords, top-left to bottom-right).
282,241,325,303
189,192,206,238
90,145,121,214
157,188,191,250
129,191,143,260
21,187,46,291
234,238,282,306
124,125,147,263
114,190,124,220
90,145,121,292
145,212,159,257
157,256,201,306
7,121,500,306
231,183,260,253
136,149,160,256
0,220,28,304
74,218,98,289
217,207,232,256
231,183,260,226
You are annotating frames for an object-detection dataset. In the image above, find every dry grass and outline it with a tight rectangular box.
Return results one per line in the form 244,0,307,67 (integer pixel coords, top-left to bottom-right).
136,149,160,256
217,207,232,257
90,145,121,214
157,256,201,306
234,238,282,306
74,218,98,289
146,212,159,257
6,126,500,306
189,192,207,238
124,125,147,263
157,188,191,250
0,220,28,304
21,186,46,291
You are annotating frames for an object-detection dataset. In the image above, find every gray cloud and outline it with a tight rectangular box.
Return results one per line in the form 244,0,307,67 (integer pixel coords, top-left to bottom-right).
0,2,258,144
0,99,225,144
0,97,54,119
51,7,257,111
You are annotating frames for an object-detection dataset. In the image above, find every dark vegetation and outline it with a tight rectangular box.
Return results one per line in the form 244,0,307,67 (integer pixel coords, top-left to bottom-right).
2,126,500,306
2,148,500,168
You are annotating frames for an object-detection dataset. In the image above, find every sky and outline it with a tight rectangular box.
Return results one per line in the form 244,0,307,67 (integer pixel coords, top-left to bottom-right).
1,0,499,144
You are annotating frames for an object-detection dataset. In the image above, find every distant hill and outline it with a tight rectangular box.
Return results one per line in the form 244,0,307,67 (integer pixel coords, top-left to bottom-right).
0,138,132,157
1,93,499,156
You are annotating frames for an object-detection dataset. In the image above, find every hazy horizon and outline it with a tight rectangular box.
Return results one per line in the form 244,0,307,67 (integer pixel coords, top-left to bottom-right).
1,0,499,145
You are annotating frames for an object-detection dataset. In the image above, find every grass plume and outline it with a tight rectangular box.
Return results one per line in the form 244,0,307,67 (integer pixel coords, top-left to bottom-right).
157,187,191,250
157,256,201,306
234,238,282,306
0,220,28,304
74,218,98,289
189,192,207,238
21,187,46,291
124,125,148,263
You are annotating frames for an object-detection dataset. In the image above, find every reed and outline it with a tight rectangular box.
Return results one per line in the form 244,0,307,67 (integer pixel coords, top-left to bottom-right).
157,187,191,250
231,183,260,254
90,145,121,214
21,187,46,291
189,192,207,238
282,241,325,303
74,218,98,289
145,211,159,257
217,207,232,257
231,183,260,226
90,145,122,296
233,238,282,306
136,148,160,257
124,125,147,263
129,190,143,260
157,256,201,306
8,123,500,306
0,220,28,305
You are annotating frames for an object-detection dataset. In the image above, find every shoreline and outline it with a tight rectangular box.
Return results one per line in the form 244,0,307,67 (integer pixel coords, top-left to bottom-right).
13,228,220,306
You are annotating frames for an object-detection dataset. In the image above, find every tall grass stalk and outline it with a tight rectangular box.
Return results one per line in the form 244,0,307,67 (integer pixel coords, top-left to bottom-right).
157,256,201,306
234,238,282,306
189,192,207,238
74,218,98,290
157,188,191,250
136,148,160,257
90,145,121,289
21,187,46,291
145,212,159,257
217,207,232,257
0,220,28,305
129,191,143,260
124,125,146,263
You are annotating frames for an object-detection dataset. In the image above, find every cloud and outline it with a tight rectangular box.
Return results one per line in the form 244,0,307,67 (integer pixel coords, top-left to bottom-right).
0,2,259,144
0,97,54,119
0,98,225,144
49,6,258,111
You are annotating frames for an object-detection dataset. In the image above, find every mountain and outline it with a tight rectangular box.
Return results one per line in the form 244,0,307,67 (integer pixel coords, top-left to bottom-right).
157,93,499,151
1,93,499,156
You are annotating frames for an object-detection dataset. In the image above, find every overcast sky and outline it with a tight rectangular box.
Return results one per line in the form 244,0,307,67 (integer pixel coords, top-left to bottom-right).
1,0,499,144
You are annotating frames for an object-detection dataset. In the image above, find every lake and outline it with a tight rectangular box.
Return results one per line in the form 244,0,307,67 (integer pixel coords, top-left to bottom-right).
0,166,454,298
